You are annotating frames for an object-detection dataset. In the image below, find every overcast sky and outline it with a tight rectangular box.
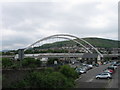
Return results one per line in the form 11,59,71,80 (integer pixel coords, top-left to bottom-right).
0,0,119,50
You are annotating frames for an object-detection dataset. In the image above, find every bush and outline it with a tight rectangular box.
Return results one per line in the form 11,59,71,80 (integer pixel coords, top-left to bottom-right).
59,65,79,79
11,64,19,69
25,71,68,88
47,58,60,65
11,70,75,88
43,67,54,74
2,58,13,68
35,59,42,67
29,64,37,68
5,65,79,88
10,80,29,88
22,58,42,68
45,72,74,88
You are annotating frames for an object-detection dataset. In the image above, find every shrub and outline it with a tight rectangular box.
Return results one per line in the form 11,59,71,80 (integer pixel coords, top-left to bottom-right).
43,67,54,74
2,58,13,68
47,58,60,66
25,71,74,88
11,70,75,88
11,63,19,69
22,58,42,68
10,80,29,88
45,72,74,88
59,65,79,79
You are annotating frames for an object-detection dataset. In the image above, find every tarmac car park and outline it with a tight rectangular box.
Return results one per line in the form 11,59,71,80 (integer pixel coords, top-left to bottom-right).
75,61,119,88
74,61,118,80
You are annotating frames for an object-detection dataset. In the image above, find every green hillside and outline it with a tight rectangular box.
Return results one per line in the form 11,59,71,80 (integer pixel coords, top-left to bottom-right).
83,37,119,48
34,37,119,49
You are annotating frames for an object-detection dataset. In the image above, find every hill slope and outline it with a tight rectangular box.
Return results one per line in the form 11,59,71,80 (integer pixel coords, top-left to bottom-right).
83,37,119,48
35,37,119,49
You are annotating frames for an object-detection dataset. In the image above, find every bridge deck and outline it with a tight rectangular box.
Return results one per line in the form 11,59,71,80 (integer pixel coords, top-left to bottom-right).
1,53,119,58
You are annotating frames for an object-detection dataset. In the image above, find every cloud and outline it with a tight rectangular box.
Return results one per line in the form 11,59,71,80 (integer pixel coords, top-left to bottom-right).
1,0,118,50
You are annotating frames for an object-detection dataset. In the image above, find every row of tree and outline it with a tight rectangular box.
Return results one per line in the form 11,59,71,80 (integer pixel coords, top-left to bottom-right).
2,57,42,69
2,57,66,69
3,65,79,88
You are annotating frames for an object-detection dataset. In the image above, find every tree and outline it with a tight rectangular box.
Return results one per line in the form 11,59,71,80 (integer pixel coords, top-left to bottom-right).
47,58,59,66
12,71,74,88
5,65,79,88
59,65,79,79
22,57,42,68
2,58,13,68
44,72,74,88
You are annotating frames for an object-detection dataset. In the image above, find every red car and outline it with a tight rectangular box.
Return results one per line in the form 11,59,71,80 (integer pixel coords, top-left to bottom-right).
107,69,114,73
103,69,114,74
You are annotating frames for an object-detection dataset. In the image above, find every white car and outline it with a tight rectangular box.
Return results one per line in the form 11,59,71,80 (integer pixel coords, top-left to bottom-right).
103,62,107,65
72,62,75,65
111,64,117,69
96,73,112,79
88,64,93,69
76,68,86,74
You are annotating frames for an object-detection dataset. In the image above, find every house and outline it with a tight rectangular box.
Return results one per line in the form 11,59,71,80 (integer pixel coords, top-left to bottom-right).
82,53,102,64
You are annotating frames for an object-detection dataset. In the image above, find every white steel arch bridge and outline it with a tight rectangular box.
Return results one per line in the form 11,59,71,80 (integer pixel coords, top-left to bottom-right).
24,34,103,58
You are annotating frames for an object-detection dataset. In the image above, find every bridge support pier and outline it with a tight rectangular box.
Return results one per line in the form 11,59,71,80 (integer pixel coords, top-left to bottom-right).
18,49,24,67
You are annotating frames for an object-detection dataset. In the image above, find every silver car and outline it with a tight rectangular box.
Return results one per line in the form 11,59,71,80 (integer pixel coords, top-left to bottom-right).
96,73,112,79
76,68,86,74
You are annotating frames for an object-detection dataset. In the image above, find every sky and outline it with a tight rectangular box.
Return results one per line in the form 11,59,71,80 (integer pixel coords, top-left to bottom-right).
0,0,119,50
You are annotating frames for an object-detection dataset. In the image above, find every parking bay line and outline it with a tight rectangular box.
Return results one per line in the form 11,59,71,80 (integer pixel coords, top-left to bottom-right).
75,76,82,81
105,79,112,88
86,77,94,82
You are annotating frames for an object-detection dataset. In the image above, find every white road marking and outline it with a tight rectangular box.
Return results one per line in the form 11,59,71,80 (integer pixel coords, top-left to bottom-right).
86,78,94,82
105,79,112,88
75,77,81,81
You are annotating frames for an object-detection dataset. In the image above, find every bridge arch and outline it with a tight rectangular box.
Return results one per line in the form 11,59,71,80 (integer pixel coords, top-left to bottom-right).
24,34,103,58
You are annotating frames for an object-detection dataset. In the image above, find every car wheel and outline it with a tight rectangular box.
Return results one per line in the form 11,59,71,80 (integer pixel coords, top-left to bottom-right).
107,77,110,79
96,77,99,79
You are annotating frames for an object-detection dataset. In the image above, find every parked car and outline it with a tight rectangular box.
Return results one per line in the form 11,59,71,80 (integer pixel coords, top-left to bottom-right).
82,63,87,66
82,66,89,71
81,67,87,73
103,69,113,74
116,63,120,66
107,69,114,74
85,65,91,70
96,73,112,79
88,64,93,69
103,62,107,65
111,64,117,69
75,68,87,74
95,64,99,67
107,66,115,71
72,62,75,65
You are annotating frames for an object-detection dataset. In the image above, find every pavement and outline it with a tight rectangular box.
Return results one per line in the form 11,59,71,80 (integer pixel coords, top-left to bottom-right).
74,63,119,88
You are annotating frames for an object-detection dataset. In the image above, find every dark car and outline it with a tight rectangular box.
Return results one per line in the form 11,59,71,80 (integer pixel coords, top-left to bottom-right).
95,64,99,67
117,63,120,66
107,66,115,71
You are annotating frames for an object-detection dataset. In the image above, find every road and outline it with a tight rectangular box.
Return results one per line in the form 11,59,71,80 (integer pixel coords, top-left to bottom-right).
75,64,119,88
